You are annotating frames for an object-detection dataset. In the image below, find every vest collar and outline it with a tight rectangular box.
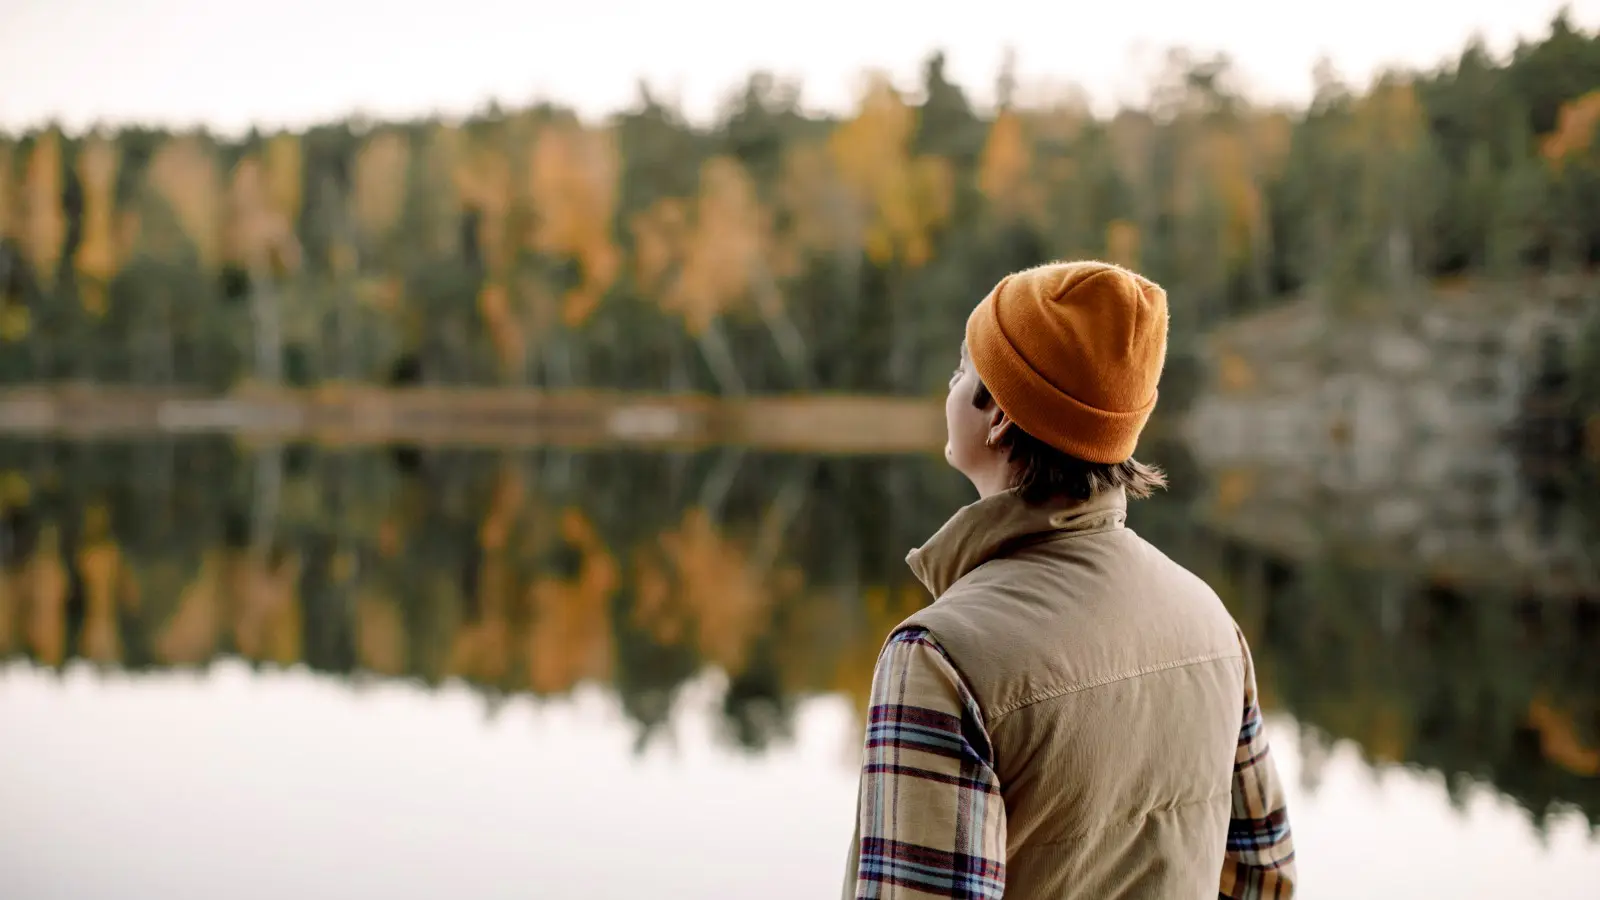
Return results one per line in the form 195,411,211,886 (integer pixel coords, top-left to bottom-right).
906,486,1128,598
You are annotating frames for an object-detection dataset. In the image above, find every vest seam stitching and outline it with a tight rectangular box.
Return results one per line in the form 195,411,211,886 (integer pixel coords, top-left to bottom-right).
1026,788,1235,848
987,652,1244,723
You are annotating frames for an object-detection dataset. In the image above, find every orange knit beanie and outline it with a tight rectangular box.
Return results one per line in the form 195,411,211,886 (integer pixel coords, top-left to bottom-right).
965,260,1168,465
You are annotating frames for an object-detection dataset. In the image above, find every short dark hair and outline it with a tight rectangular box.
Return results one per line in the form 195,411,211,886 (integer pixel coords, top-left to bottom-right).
971,378,1167,505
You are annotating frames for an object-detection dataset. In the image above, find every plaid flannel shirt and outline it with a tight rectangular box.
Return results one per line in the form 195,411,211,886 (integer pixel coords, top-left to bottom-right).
1218,628,1297,898
848,627,1295,899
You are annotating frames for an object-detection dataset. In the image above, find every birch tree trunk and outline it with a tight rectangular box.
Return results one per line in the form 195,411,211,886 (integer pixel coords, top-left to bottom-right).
749,262,812,389
696,318,747,396
247,251,283,385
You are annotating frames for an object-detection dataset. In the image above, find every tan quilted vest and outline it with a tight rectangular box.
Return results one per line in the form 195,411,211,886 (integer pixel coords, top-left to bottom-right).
900,487,1246,899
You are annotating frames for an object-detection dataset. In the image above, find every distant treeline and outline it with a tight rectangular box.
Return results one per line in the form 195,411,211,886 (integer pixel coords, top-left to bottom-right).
1,13,1599,397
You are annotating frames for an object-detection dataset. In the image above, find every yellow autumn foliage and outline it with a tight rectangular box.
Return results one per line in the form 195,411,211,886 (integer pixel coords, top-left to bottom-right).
77,537,138,663
146,135,221,269
0,568,12,655
0,305,29,342
20,130,66,288
227,551,303,664
455,134,513,275
0,140,12,244
0,141,13,256
353,129,411,241
828,76,952,267
263,133,303,224
75,134,121,317
1359,78,1426,156
0,470,27,507
1174,125,1266,268
224,154,301,274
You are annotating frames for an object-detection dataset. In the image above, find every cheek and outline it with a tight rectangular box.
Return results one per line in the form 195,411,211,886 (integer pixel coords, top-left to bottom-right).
943,396,959,459
944,383,961,427
944,381,983,461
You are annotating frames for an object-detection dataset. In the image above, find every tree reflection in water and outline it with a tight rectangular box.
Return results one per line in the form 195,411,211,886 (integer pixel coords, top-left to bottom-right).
0,436,1594,830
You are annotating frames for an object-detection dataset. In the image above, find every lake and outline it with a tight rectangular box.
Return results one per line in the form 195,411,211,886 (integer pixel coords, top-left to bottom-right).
0,436,1595,899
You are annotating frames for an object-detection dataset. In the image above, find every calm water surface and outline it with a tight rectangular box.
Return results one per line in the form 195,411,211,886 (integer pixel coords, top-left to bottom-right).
0,438,1595,899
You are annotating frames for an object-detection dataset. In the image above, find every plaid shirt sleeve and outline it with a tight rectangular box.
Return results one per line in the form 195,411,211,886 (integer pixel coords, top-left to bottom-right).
848,627,1006,899
1219,627,1297,899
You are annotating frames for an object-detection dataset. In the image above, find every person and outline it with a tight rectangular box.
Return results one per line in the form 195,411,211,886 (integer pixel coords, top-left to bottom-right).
842,261,1296,899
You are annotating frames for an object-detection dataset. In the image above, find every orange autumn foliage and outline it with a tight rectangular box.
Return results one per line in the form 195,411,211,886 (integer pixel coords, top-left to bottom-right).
639,156,775,336
355,589,409,677
525,508,619,693
632,507,781,674
1527,696,1600,776
630,196,688,293
979,109,1042,223
12,525,70,665
76,505,140,663
526,119,622,327
1105,219,1141,270
1542,90,1600,169
156,551,227,664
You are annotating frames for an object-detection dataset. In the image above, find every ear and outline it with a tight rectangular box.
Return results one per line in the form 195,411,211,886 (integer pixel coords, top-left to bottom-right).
985,409,1015,449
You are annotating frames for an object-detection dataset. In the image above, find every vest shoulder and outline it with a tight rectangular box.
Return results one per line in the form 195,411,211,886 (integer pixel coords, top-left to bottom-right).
898,554,1058,646
900,533,1240,712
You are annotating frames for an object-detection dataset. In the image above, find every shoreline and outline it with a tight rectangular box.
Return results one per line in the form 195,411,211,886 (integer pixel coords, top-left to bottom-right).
0,384,947,454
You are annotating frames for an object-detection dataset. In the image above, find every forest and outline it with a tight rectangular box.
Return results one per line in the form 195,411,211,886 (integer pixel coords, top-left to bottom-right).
1,13,1599,411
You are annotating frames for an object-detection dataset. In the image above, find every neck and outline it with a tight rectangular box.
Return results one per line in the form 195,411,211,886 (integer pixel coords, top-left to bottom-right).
967,464,1017,499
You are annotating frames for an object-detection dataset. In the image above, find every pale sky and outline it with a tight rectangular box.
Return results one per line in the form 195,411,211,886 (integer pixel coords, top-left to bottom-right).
2,0,1598,135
